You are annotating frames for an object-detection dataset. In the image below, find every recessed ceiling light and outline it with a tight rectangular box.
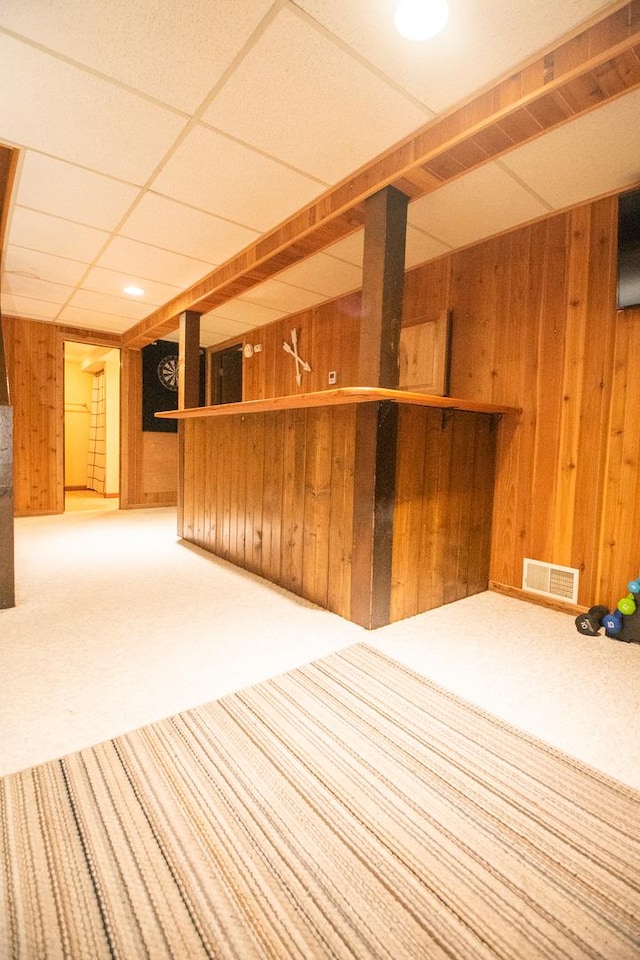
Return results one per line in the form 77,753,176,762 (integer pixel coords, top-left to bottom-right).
394,0,449,41
123,284,145,296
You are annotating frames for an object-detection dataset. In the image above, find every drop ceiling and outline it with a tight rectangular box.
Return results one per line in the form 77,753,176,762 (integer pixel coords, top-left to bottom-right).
1,0,640,349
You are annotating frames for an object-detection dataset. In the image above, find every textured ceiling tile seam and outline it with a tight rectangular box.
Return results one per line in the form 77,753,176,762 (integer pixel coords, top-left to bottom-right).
285,0,439,116
0,25,191,120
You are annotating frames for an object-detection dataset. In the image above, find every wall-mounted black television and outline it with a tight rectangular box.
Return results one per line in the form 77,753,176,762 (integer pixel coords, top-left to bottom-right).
617,188,640,310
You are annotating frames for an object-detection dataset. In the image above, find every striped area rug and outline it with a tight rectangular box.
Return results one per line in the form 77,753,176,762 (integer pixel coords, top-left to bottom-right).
1,644,639,960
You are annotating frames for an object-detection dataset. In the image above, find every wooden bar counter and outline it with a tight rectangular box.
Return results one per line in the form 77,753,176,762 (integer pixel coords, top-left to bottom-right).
158,388,518,629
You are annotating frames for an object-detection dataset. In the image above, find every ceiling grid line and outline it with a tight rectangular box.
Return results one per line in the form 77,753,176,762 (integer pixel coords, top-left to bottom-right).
2,0,640,346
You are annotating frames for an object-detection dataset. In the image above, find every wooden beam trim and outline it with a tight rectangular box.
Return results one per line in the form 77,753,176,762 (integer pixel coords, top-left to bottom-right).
122,2,640,349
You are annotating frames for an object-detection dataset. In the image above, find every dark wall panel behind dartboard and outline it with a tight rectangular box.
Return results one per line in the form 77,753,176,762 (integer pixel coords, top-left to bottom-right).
142,340,205,433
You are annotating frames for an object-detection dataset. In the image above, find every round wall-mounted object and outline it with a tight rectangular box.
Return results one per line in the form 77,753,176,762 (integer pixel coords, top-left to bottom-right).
243,343,254,359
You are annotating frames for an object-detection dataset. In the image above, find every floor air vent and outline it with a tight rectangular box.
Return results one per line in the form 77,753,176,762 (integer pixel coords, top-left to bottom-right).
522,559,579,603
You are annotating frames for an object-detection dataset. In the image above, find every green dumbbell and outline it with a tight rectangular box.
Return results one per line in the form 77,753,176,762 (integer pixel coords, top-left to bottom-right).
617,594,637,616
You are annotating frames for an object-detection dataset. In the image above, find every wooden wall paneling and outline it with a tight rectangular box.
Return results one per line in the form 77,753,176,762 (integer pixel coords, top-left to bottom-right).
390,404,428,622
225,413,240,561
211,416,226,554
247,413,266,573
256,412,272,574
120,346,178,510
194,418,207,542
213,293,362,403
253,310,276,399
467,415,498,596
281,409,307,596
232,414,248,567
259,411,273,576
442,412,475,605
492,227,539,590
390,407,498,623
268,321,285,400
4,317,63,516
121,343,142,506
252,411,268,571
181,419,195,541
314,312,330,394
201,410,212,546
416,409,450,614
571,198,618,602
326,405,356,618
597,308,640,607
224,416,237,556
301,407,333,608
193,417,207,547
140,434,178,501
349,404,379,626
335,295,362,389
263,411,285,584
242,414,254,563
307,308,324,393
448,244,493,403
177,421,185,536
552,204,593,565
237,415,251,567
527,216,569,566
403,256,450,329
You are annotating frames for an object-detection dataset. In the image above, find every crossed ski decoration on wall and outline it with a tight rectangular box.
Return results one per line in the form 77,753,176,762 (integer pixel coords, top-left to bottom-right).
282,328,311,386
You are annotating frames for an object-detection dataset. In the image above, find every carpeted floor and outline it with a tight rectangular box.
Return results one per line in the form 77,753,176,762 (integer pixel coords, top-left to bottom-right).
3,506,640,789
1,644,638,959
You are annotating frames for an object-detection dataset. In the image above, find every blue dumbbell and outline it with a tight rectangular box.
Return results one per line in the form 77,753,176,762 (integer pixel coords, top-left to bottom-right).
627,579,640,595
603,610,623,637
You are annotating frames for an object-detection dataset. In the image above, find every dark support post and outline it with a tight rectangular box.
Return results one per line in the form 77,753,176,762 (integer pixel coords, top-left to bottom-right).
358,185,409,387
351,186,408,628
178,310,201,411
0,319,15,609
177,311,200,540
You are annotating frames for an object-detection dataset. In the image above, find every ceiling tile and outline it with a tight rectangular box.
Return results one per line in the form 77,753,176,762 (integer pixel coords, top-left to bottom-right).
4,245,89,287
295,0,609,113
200,315,255,341
408,163,550,248
202,299,285,327
8,207,109,262
0,34,186,183
198,331,228,348
405,225,451,269
3,272,73,304
14,152,140,231
323,231,364,266
0,0,275,114
0,293,62,321
82,266,182,307
275,253,362,297
237,278,327,314
322,223,450,274
500,90,640,209
95,237,213,289
66,288,151,320
120,193,260,264
151,124,326,233
202,5,430,183
56,305,134,333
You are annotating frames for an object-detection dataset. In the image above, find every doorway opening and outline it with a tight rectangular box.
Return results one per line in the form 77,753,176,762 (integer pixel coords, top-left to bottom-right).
210,343,243,405
63,341,120,513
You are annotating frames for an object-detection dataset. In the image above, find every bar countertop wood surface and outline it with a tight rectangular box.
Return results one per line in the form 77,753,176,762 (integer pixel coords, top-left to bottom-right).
156,387,520,420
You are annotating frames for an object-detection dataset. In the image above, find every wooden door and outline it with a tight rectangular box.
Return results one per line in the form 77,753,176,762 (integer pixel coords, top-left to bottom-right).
211,345,243,405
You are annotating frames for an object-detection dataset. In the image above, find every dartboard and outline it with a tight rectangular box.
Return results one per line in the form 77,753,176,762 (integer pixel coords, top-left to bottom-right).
157,355,179,391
